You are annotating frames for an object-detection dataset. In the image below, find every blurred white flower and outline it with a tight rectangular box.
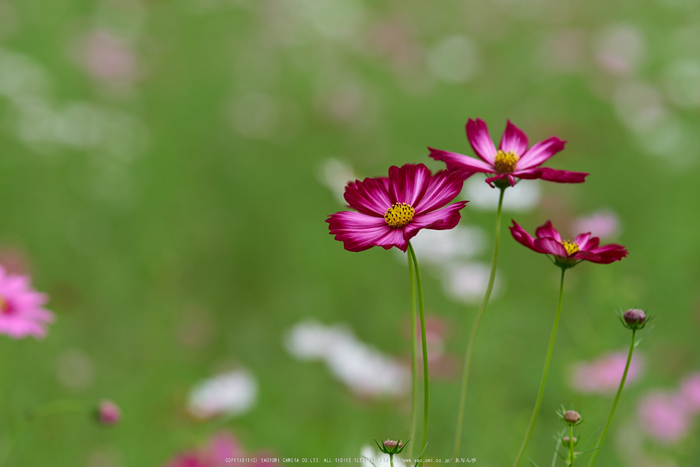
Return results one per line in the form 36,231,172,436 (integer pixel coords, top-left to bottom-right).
0,48,51,100
594,24,645,76
572,209,621,239
427,36,481,84
188,369,258,419
317,158,358,205
463,177,541,212
405,225,487,266
443,262,502,304
56,349,95,391
285,321,409,397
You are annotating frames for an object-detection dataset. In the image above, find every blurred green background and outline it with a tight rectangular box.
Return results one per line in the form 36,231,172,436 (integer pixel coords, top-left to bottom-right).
1,0,699,465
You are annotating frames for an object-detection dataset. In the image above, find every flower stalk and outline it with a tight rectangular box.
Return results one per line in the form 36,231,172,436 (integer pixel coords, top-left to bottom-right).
587,327,639,467
407,251,418,459
452,186,506,464
407,242,429,467
513,268,567,467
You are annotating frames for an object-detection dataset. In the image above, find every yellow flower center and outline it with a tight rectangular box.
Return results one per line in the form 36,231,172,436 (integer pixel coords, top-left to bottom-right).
494,150,520,174
560,240,579,256
384,202,415,228
0,296,8,314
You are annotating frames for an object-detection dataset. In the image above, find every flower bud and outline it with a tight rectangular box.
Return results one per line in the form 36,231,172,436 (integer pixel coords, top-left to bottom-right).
562,435,578,446
96,400,121,426
383,440,401,450
563,410,581,425
375,438,408,455
623,309,646,329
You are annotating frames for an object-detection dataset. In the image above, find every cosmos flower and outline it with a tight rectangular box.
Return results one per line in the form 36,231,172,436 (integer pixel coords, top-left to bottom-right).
96,400,121,425
162,432,277,467
0,265,53,339
570,351,643,394
187,369,258,420
327,163,467,252
429,119,587,187
509,220,628,268
638,392,690,444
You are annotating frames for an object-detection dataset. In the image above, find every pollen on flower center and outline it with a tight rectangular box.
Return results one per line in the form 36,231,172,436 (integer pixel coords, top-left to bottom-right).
560,240,579,256
494,150,520,174
384,202,415,228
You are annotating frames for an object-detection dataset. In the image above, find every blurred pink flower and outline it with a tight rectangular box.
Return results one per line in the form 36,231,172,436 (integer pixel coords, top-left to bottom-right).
0,265,53,338
638,392,690,444
96,400,121,426
163,432,277,467
77,30,138,83
401,315,457,379
570,351,643,394
572,209,621,239
680,373,700,414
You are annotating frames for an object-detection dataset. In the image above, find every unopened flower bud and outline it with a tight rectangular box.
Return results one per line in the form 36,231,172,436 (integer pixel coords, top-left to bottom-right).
562,435,578,446
375,438,408,455
383,440,401,450
623,309,646,329
96,400,121,426
563,410,581,425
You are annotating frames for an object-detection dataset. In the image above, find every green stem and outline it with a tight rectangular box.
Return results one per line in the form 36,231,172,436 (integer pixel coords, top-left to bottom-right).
407,242,429,467
390,454,395,467
568,425,575,466
407,250,418,460
0,399,88,465
586,329,637,467
513,268,567,467
452,187,506,465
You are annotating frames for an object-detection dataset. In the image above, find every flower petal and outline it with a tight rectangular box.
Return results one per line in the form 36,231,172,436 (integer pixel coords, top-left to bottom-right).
388,163,432,207
428,148,494,174
466,118,498,164
327,211,401,252
574,244,628,263
343,177,392,217
404,202,468,240
535,237,568,257
509,220,541,253
517,136,566,170
535,221,562,242
574,232,592,250
413,170,465,214
515,167,588,184
499,120,529,156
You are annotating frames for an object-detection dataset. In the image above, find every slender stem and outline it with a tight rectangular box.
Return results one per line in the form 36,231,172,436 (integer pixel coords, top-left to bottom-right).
0,399,88,465
390,454,395,467
512,268,567,467
407,251,418,460
586,329,637,467
452,187,506,464
568,425,575,466
407,242,429,467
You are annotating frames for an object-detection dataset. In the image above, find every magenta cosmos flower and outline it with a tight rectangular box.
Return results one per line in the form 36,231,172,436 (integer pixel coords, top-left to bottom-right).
510,220,628,268
327,163,468,252
0,265,53,338
429,118,588,187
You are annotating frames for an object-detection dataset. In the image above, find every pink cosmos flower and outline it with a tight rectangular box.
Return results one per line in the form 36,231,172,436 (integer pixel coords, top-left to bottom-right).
327,163,468,252
570,351,643,394
162,432,278,467
0,265,53,338
638,392,690,444
429,119,588,187
680,373,700,414
509,220,628,268
96,400,121,425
